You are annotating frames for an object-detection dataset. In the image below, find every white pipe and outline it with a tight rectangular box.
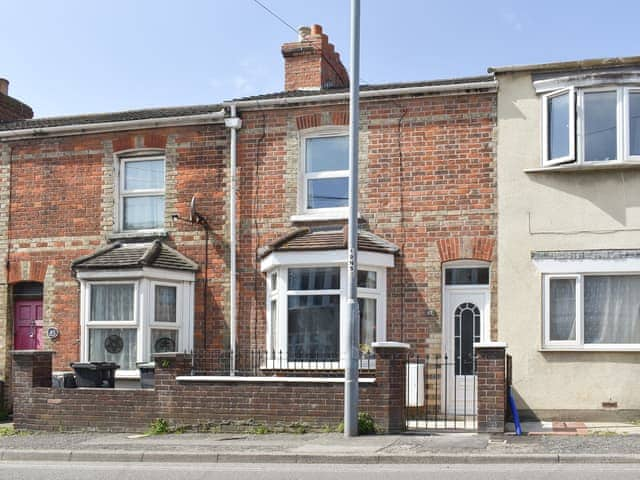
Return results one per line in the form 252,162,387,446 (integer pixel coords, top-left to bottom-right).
0,109,227,140
225,105,241,375
227,81,497,110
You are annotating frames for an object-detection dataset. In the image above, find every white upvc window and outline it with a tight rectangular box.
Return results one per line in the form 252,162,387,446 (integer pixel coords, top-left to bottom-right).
79,271,194,376
119,156,165,231
542,88,575,166
543,273,640,350
300,130,349,216
541,86,640,166
266,264,386,365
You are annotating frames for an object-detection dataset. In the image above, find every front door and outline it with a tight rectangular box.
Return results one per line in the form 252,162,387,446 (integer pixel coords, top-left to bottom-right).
13,300,43,350
442,286,489,416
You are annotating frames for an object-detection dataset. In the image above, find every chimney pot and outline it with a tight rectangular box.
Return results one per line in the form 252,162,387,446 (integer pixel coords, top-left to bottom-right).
0,79,8,96
311,24,323,35
297,26,311,41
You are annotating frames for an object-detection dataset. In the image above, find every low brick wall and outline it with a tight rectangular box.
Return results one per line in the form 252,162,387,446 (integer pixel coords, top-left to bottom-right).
475,343,507,433
11,346,407,433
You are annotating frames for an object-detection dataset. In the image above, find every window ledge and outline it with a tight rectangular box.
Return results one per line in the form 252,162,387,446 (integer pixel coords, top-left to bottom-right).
525,161,640,174
108,230,168,241
540,346,640,352
291,212,361,223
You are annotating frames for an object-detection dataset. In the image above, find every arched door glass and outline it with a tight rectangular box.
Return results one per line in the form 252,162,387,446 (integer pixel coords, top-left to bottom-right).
454,302,481,375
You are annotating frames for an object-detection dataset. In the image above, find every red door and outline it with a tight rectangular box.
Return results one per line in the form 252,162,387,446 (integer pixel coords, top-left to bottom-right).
14,300,43,350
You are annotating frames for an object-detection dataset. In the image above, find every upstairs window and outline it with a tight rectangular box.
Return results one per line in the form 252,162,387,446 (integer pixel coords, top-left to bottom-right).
120,157,165,231
302,135,349,213
542,87,640,166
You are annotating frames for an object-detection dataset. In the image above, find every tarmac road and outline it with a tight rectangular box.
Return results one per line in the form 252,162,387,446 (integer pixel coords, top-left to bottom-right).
2,462,640,480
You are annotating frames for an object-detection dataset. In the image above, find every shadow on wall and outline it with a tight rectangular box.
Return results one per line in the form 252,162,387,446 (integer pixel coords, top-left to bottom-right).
527,169,640,227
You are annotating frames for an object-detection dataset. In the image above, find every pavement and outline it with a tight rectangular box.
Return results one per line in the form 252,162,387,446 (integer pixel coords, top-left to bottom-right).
3,421,640,464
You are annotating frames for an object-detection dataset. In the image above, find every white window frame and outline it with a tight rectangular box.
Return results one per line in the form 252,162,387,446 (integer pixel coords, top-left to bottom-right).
543,272,640,351
577,87,623,165
265,263,387,369
118,155,166,233
623,87,640,161
78,268,195,377
542,87,576,166
543,274,582,348
299,128,349,218
541,85,640,167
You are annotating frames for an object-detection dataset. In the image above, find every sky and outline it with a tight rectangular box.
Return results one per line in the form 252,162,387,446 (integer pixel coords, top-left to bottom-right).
1,0,639,118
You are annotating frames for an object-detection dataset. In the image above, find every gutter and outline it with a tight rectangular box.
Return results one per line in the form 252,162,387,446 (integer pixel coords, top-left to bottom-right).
0,109,227,141
226,81,497,110
224,105,242,375
489,55,640,74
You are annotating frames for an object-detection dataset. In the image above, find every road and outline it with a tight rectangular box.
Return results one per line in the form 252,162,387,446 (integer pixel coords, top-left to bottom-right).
1,462,640,479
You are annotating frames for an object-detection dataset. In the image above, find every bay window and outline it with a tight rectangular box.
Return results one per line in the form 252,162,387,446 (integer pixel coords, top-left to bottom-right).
80,273,194,375
541,86,640,166
544,273,640,349
266,264,386,364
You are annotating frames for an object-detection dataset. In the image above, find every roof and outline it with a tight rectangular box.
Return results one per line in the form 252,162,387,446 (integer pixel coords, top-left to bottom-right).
488,55,640,74
231,75,495,103
258,226,400,259
72,240,199,272
0,74,495,133
0,103,224,132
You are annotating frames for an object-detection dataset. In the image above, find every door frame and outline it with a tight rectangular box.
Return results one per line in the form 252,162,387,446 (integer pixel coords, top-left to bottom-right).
441,261,491,414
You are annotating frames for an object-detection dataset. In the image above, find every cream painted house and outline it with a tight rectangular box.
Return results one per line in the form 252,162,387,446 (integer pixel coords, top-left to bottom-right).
493,56,640,420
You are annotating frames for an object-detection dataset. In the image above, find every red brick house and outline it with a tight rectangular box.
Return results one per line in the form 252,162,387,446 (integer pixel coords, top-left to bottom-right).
0,25,497,416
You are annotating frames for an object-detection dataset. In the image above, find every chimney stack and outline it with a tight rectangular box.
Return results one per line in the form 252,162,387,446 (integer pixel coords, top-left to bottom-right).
281,24,349,91
0,78,33,123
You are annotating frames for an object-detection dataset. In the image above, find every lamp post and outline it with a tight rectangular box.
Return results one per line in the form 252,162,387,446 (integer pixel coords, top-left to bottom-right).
344,0,361,438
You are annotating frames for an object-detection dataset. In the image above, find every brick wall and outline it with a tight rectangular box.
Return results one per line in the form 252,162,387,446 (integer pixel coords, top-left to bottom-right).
0,125,230,408
0,87,497,412
235,90,497,356
12,347,407,433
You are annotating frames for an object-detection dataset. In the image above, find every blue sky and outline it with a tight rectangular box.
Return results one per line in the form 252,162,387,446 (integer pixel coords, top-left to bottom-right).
1,0,639,118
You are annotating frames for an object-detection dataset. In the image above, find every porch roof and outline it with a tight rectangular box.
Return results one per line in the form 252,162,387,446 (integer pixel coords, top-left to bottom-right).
72,240,199,272
257,226,400,259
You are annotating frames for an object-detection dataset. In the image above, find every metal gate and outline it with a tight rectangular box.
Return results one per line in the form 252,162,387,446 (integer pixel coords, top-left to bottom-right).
405,353,477,431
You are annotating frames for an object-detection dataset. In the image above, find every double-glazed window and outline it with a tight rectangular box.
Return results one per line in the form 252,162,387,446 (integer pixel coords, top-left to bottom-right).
544,274,640,348
120,157,165,231
542,87,640,166
302,135,349,213
83,279,191,372
267,265,385,363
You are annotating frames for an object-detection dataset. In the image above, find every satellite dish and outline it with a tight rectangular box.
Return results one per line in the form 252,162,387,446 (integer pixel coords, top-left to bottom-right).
189,196,197,223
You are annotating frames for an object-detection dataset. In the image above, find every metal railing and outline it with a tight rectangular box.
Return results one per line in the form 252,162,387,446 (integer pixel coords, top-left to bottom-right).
189,349,376,377
405,353,478,431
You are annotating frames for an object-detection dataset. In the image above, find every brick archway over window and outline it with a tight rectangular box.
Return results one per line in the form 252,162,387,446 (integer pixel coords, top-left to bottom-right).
8,260,47,284
437,238,495,263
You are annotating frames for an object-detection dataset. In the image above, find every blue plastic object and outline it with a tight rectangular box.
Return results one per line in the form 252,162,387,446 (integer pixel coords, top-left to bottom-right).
508,386,522,436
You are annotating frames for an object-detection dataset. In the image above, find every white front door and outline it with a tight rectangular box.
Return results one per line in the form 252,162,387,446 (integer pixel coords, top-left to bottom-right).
443,287,490,415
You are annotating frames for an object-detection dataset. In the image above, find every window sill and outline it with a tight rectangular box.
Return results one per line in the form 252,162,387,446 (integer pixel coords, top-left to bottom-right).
108,230,168,241
525,161,640,174
290,212,361,223
540,346,640,352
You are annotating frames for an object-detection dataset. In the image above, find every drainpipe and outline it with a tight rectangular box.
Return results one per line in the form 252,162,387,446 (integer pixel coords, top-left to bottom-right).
225,105,242,375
